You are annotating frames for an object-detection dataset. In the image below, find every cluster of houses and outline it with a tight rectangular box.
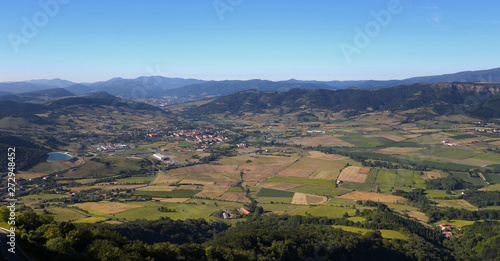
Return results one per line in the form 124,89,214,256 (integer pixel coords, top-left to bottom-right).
170,129,227,144
439,223,460,238
471,128,500,133
221,207,252,220
306,130,325,134
94,143,132,152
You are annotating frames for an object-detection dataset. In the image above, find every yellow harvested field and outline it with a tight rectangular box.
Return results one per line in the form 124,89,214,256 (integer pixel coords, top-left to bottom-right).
337,166,369,183
242,165,287,181
152,197,190,203
407,211,429,222
307,151,347,161
312,171,339,180
490,140,500,146
291,193,327,205
422,171,441,180
218,192,251,203
170,164,215,173
259,182,304,190
218,154,299,166
358,167,371,175
290,157,346,171
193,186,229,199
338,191,407,203
210,165,240,173
72,202,143,214
153,171,181,184
180,179,215,185
276,168,314,178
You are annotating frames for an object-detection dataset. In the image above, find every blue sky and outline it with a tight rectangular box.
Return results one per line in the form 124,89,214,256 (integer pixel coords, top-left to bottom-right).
1,0,500,82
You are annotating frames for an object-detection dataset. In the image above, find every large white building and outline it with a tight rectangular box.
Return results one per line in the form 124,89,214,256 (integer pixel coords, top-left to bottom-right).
153,153,168,161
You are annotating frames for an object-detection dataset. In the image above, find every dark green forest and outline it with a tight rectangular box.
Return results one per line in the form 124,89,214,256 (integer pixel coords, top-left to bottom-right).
7,204,500,261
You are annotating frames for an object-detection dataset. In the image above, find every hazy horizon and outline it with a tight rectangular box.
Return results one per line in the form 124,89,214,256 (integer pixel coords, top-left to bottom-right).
2,65,500,85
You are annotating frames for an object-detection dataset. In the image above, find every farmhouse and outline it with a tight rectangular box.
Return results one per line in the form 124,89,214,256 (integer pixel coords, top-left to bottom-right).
439,223,453,231
147,132,159,137
240,207,252,215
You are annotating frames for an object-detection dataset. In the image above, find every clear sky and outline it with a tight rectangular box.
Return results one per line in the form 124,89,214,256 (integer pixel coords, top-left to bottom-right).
1,0,500,82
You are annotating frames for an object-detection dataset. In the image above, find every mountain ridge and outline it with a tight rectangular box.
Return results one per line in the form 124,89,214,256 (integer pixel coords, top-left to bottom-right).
1,67,500,100
186,82,500,119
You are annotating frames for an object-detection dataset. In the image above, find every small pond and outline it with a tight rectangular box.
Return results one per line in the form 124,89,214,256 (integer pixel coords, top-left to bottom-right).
46,152,73,161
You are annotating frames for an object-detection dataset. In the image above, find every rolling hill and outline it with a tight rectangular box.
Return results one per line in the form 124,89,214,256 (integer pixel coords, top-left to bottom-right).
187,82,500,118
0,88,75,103
288,67,500,89
166,79,336,99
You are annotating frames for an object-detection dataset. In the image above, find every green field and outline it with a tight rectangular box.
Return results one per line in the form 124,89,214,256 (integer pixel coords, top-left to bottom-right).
450,134,477,139
63,157,145,179
433,149,479,160
29,161,74,174
425,190,462,199
289,185,349,197
375,169,397,185
290,205,357,218
111,200,241,221
20,194,68,201
73,217,108,224
413,172,426,189
433,199,478,211
482,184,500,191
338,134,385,147
227,186,244,192
471,153,500,162
256,188,295,197
331,225,408,240
483,173,500,184
266,177,335,187
364,168,378,184
338,182,376,191
38,207,87,222
394,170,415,187
433,219,476,228
451,172,488,186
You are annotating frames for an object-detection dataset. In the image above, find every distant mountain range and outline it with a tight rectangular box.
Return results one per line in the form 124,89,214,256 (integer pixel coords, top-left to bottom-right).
1,67,500,101
286,67,500,89
187,82,500,119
